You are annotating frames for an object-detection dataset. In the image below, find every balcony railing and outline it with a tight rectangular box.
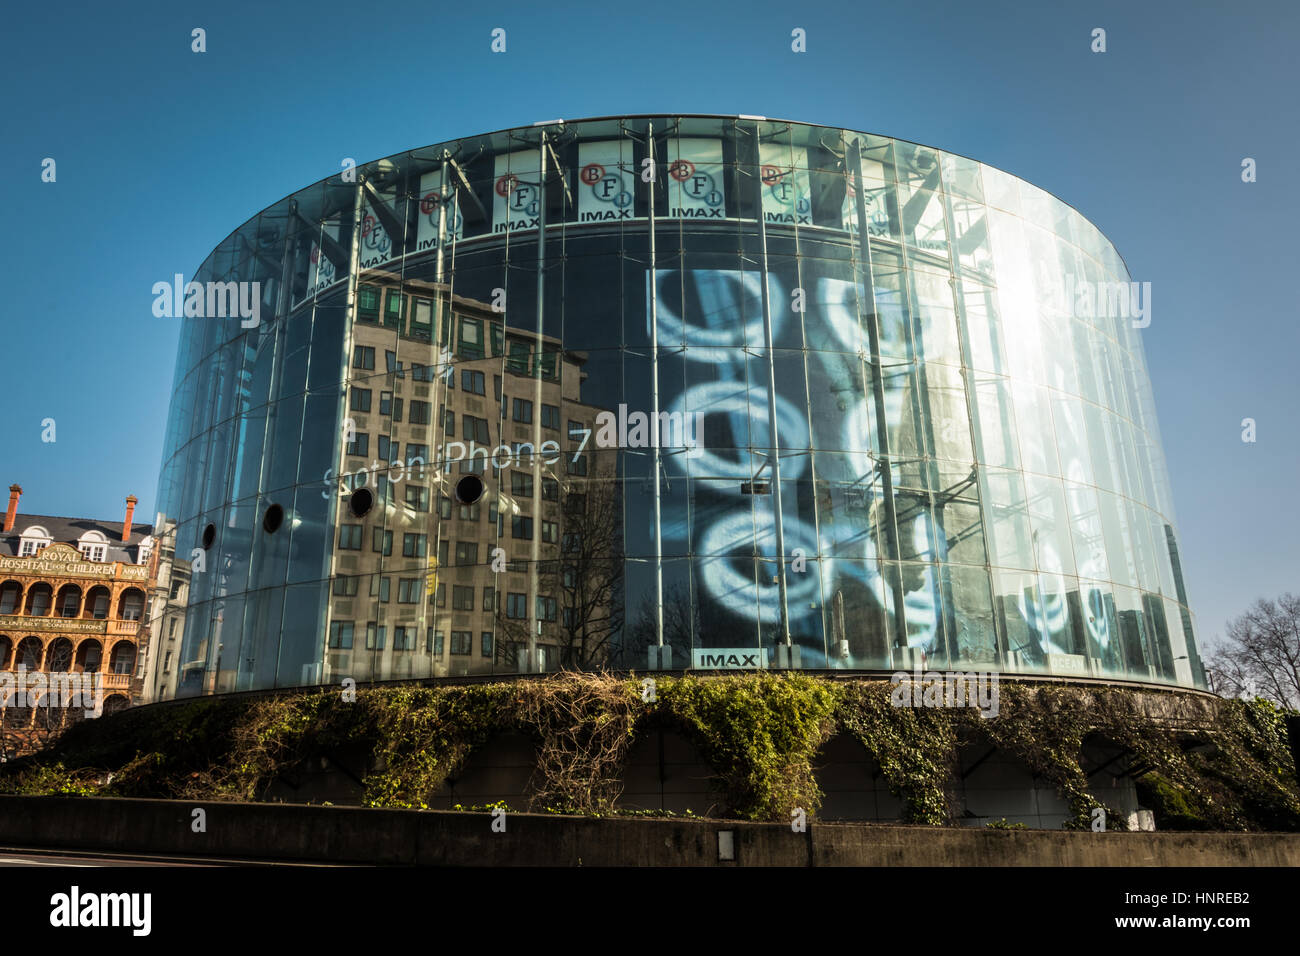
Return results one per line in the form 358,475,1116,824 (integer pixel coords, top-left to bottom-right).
0,669,131,692
100,672,131,691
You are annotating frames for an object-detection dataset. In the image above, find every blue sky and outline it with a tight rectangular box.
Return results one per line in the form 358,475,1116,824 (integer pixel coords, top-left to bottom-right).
1,0,1295,648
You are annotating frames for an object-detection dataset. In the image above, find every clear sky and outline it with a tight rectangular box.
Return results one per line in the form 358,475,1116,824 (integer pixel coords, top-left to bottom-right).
1,0,1295,651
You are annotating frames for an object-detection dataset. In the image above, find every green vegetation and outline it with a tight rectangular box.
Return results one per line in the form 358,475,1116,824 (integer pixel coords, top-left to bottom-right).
0,673,1294,831
657,673,840,820
838,681,957,825
985,818,1029,830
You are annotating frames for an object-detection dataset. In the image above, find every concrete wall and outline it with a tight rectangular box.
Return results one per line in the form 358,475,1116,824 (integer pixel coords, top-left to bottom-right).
955,739,1145,829
617,728,720,815
242,729,1152,829
431,732,538,809
1,795,1295,866
813,734,902,822
957,744,1074,829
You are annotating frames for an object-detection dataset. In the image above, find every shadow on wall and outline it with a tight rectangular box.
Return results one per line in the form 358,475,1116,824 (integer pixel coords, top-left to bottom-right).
251,726,1149,829
258,732,543,809
262,726,722,814
616,726,721,816
955,743,1073,829
432,732,539,809
812,733,903,823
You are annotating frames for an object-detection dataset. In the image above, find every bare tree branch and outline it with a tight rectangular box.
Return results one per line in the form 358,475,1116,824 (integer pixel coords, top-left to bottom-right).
1205,593,1300,707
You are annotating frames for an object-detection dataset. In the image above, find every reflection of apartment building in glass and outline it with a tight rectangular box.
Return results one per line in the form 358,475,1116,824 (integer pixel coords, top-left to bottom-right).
0,485,154,752
328,276,618,680
150,115,1206,698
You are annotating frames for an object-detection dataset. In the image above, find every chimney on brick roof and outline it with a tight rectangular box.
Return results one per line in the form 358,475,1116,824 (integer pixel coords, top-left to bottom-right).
3,484,20,533
123,495,138,542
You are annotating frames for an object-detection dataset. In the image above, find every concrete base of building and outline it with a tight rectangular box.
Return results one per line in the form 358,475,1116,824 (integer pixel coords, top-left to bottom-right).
0,795,1295,866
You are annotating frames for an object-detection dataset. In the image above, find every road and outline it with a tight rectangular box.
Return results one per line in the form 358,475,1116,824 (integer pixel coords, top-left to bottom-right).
0,846,347,866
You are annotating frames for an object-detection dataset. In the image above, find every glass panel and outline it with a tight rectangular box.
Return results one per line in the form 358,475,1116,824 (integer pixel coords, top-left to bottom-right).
145,118,1203,694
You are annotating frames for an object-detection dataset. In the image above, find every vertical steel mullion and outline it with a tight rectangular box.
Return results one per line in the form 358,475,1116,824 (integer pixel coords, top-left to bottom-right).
295,206,334,688
752,122,790,649
901,274,947,662
940,188,1002,670
272,207,312,685
647,122,666,661
342,182,366,680
895,189,958,666
781,132,829,663
527,135,548,672
424,156,451,679
435,158,449,285
794,217,829,663
850,139,908,650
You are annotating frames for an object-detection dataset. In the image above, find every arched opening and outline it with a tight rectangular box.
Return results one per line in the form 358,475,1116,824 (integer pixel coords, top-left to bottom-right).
56,584,82,618
82,586,110,620
117,588,145,622
3,696,33,731
32,694,69,733
1081,732,1147,830
75,639,103,673
431,731,541,810
616,722,722,816
0,580,22,614
46,637,73,672
24,583,53,616
15,636,43,670
109,642,136,675
0,635,11,669
812,733,905,822
955,742,1072,829
102,694,129,716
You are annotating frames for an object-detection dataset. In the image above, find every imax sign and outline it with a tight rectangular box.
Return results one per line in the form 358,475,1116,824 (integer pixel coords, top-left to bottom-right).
692,648,767,670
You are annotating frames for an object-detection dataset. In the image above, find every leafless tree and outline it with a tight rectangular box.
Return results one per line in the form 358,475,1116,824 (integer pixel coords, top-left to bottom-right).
623,582,700,669
1204,593,1300,707
495,479,625,671
0,698,74,760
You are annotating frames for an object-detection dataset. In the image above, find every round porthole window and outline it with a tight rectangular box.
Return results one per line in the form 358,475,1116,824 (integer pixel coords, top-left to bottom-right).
454,474,485,505
263,503,285,534
349,487,374,518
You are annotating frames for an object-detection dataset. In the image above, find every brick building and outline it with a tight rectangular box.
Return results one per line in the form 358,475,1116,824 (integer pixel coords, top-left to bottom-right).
0,485,155,756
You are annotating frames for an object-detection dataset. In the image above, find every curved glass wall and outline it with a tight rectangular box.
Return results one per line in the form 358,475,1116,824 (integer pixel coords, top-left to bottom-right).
151,115,1206,697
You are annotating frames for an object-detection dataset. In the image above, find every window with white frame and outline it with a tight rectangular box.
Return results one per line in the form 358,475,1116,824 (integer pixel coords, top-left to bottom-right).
19,527,51,557
78,531,109,563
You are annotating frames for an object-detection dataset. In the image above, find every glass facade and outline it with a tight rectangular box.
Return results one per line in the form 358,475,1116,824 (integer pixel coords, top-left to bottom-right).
151,115,1206,697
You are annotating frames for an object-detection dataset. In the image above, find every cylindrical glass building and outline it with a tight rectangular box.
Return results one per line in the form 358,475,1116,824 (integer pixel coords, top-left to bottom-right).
150,115,1205,698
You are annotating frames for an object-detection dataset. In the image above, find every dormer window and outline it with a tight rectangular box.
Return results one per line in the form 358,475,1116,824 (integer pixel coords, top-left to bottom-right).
18,526,51,557
78,530,110,563
137,536,154,565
